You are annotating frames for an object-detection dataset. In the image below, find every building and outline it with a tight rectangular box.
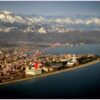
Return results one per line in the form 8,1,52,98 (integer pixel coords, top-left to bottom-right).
42,67,49,72
25,62,42,75
26,67,42,75
50,63,62,69
71,54,77,63
67,54,78,67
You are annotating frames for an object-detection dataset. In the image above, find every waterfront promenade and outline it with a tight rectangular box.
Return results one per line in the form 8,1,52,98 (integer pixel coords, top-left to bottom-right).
0,59,100,86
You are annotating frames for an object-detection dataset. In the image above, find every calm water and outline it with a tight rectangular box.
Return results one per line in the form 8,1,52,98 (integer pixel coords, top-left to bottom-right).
0,44,100,99
45,44,100,55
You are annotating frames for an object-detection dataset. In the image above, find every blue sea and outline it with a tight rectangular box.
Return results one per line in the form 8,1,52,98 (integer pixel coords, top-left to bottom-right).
0,44,100,99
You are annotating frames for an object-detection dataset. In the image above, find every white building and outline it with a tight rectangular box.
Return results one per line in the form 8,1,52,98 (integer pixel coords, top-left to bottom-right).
71,54,77,63
60,58,67,62
67,54,78,67
67,61,75,67
26,67,42,75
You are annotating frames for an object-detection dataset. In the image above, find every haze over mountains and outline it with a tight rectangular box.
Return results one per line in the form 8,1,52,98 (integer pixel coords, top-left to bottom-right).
0,10,100,47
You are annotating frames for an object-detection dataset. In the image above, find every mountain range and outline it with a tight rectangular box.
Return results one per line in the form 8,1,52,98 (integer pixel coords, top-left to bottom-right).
0,10,100,33
0,10,100,47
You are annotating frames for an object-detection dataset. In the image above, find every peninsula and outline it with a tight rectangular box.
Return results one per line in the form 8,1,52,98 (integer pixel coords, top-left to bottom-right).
0,48,100,85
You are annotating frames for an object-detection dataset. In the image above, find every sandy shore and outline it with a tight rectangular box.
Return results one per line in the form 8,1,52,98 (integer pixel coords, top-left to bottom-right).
0,59,100,86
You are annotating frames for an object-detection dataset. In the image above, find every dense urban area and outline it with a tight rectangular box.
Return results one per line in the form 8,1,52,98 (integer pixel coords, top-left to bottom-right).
0,48,100,84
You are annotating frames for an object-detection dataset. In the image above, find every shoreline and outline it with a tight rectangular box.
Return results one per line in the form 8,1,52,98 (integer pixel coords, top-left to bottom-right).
0,59,100,86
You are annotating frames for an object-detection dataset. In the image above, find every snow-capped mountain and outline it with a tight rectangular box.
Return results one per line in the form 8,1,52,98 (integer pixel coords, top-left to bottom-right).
0,11,26,24
0,10,100,33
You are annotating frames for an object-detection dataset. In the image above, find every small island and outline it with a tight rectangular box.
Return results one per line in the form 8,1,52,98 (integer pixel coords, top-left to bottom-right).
0,48,100,85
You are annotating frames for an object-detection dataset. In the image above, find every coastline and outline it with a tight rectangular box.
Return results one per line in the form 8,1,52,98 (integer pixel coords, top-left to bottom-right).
0,59,100,86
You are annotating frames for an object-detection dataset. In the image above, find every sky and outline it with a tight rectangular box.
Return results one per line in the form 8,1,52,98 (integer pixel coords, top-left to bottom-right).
0,1,100,16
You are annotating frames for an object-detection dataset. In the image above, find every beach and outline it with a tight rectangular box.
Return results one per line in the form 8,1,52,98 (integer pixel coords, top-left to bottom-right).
0,59,100,86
